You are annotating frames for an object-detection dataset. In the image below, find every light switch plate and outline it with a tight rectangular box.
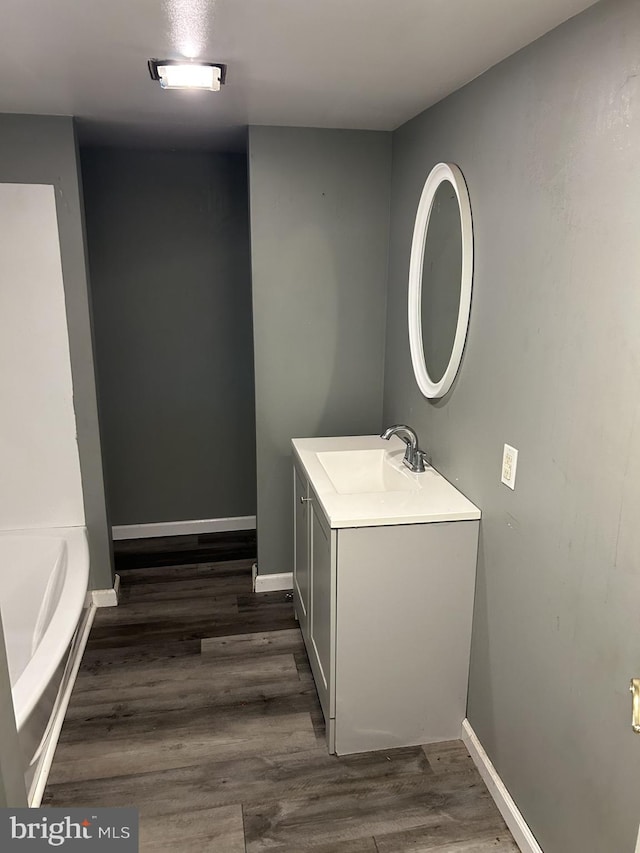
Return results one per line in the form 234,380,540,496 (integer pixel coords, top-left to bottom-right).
501,444,518,490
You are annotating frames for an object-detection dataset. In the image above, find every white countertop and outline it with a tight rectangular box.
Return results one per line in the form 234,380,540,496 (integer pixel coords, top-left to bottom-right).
292,435,481,528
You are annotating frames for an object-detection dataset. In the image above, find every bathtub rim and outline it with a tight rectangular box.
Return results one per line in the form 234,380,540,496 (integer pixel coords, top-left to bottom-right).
3,525,89,730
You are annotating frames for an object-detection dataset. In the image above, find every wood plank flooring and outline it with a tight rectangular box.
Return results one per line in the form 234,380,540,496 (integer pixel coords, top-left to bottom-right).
44,547,518,852
113,531,257,570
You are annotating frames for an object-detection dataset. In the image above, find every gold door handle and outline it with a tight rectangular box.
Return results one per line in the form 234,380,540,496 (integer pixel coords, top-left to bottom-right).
630,679,640,734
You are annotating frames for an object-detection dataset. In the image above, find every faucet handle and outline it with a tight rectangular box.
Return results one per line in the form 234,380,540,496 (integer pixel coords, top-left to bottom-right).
406,450,429,473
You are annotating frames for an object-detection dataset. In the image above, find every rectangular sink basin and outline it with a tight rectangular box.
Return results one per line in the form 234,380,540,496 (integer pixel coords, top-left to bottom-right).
316,449,420,495
293,436,481,528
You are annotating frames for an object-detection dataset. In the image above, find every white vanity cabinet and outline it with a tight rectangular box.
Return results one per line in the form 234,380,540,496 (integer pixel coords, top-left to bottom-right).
292,435,481,756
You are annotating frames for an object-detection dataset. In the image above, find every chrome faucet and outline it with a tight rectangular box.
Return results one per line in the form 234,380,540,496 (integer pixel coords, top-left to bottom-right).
380,424,428,473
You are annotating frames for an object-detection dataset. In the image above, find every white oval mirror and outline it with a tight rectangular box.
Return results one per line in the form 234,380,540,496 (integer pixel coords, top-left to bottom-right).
408,162,473,399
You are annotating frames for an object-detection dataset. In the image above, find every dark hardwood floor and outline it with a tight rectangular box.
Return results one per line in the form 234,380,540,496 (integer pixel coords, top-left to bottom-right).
44,540,517,852
113,530,257,570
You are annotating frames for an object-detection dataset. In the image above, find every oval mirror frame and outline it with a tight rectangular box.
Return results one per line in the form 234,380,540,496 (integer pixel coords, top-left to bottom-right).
408,162,473,399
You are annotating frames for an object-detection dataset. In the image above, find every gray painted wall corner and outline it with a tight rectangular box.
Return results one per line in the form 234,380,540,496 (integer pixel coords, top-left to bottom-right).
249,126,392,576
72,121,115,589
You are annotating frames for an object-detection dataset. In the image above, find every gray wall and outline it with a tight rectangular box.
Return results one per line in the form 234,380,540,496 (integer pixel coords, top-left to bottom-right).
383,0,640,850
81,149,255,526
0,115,113,590
249,127,391,575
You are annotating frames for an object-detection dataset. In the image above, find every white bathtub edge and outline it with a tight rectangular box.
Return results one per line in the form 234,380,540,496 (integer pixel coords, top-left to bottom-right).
29,602,96,807
12,528,89,731
92,573,120,608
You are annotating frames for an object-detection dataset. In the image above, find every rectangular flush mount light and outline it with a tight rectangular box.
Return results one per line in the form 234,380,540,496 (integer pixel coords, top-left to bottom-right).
148,59,227,91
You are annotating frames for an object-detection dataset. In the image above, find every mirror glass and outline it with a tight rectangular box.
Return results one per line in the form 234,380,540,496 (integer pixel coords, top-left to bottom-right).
408,162,473,399
420,180,462,384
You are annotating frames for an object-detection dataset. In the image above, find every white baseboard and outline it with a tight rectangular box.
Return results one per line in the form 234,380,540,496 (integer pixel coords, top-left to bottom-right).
30,603,96,807
92,573,120,608
254,571,293,593
112,515,256,541
462,719,542,853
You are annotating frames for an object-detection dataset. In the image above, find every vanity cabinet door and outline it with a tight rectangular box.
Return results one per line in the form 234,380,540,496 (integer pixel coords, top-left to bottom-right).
293,466,310,632
307,496,336,728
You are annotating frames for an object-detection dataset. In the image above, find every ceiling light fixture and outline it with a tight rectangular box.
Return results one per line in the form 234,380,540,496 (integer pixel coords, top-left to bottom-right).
148,59,227,91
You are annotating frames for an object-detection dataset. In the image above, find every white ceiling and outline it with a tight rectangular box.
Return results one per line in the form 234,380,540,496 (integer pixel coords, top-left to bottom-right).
1,0,599,150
